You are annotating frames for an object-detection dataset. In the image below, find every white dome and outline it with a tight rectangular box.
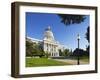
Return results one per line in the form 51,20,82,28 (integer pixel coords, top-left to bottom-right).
44,26,54,41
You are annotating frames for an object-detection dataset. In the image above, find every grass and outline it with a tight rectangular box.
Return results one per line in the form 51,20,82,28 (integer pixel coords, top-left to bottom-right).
72,56,89,62
80,58,89,62
26,57,71,67
80,56,89,62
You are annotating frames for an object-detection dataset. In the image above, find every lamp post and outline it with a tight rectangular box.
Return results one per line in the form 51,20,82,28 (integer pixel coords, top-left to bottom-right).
77,34,80,65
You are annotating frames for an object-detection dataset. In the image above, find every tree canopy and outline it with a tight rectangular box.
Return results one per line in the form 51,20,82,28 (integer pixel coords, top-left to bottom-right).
85,26,89,42
72,48,87,57
26,40,45,57
26,40,34,57
85,26,90,56
59,48,71,57
58,14,86,25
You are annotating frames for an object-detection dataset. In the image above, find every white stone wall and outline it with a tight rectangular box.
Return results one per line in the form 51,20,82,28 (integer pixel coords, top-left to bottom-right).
43,40,60,57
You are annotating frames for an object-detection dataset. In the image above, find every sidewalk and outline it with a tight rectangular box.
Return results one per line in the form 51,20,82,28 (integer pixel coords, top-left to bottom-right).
53,59,89,65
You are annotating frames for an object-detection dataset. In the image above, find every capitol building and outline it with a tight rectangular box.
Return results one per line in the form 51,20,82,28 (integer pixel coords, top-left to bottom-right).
27,26,65,57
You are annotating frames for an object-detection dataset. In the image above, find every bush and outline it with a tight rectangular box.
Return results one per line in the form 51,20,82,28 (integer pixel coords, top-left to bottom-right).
44,52,51,58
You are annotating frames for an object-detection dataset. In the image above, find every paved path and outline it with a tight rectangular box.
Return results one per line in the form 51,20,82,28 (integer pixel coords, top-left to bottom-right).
53,59,89,65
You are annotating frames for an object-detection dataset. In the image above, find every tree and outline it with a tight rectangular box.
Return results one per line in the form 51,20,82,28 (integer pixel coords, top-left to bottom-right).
32,43,45,58
44,52,51,58
72,48,86,57
26,40,34,57
85,26,90,57
58,14,86,25
86,26,90,42
63,49,70,56
58,49,63,56
26,40,45,58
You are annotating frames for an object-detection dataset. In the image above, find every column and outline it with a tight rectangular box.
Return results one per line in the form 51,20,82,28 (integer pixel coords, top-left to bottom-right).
47,43,48,52
44,43,46,52
52,45,53,56
49,44,51,56
53,45,55,56
48,44,49,52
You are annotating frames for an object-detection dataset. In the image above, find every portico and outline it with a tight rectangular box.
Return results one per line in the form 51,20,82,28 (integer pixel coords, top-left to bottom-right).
43,26,59,57
43,41,59,57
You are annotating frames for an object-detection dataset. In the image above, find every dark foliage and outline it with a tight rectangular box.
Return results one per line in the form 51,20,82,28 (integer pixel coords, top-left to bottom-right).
72,48,87,57
59,49,63,56
26,40,45,57
58,14,86,25
85,26,90,42
86,45,90,56
85,26,90,57
26,40,34,57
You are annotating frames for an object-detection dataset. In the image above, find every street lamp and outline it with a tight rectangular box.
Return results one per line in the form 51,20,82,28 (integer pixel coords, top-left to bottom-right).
77,34,80,65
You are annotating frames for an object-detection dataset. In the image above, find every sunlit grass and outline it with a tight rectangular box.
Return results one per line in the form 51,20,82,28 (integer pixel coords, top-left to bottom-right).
26,57,70,67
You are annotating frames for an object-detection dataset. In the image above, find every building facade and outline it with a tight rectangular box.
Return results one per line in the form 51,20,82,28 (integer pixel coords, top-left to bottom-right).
27,26,65,57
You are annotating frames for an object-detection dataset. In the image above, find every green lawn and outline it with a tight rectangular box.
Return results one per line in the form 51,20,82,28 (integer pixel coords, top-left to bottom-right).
72,56,89,62
80,56,89,62
26,57,70,67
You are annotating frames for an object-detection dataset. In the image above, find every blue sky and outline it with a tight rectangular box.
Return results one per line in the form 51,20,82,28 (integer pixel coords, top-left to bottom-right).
26,12,89,51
